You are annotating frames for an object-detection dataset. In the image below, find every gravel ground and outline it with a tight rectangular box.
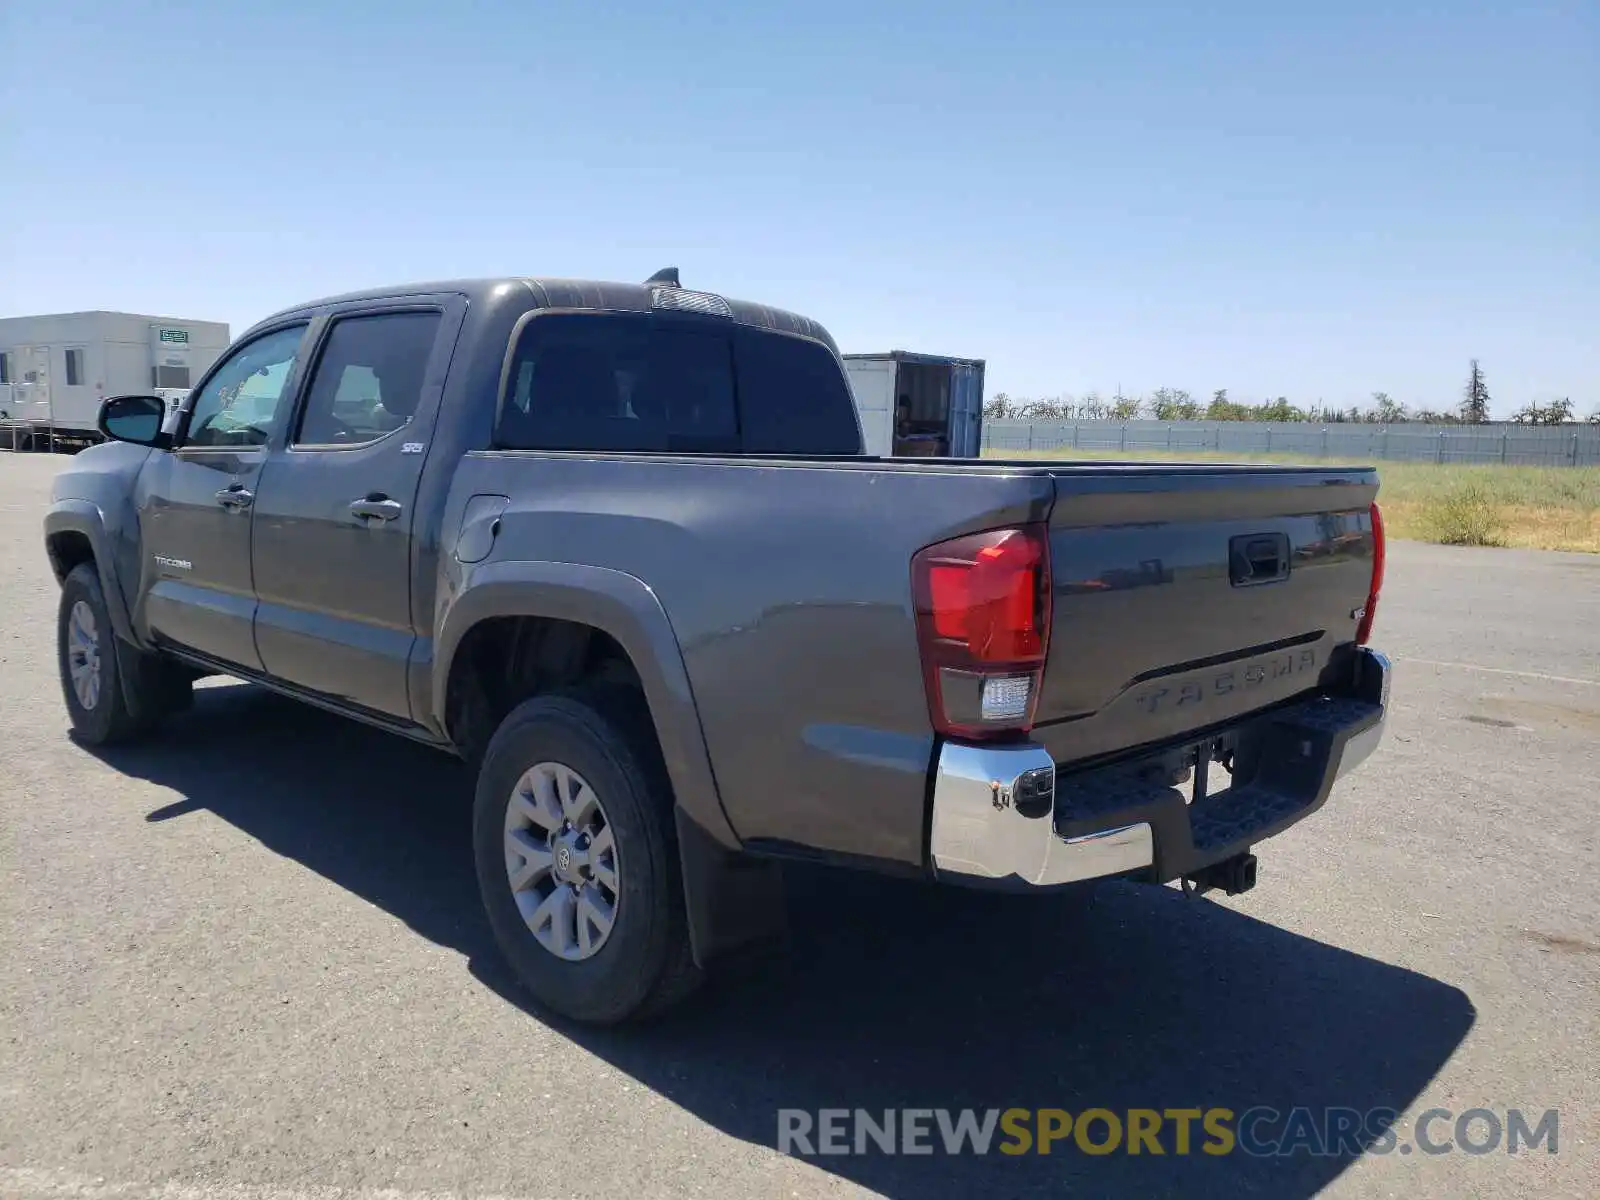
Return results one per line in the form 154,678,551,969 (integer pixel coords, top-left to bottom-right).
3,451,1596,1199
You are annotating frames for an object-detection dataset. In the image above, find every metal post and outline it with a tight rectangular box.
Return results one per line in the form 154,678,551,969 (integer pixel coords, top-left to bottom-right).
1215,424,1222,450
1167,425,1173,449
1322,426,1329,458
1265,428,1272,453
1501,432,1508,465
1436,431,1444,464
1027,424,1034,451
1573,434,1580,467
1120,424,1126,451
1072,423,1080,449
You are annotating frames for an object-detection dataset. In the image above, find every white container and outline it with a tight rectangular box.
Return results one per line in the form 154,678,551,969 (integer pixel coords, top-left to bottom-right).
0,310,229,438
841,351,986,458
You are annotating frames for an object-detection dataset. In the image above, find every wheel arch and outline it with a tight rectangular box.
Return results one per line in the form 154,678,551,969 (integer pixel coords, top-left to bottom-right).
44,501,137,645
435,560,740,854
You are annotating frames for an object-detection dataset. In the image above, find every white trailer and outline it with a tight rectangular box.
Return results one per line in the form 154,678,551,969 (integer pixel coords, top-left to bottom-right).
841,351,986,458
0,311,229,450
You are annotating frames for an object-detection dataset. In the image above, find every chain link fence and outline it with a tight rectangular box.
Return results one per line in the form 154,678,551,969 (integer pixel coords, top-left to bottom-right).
983,420,1600,467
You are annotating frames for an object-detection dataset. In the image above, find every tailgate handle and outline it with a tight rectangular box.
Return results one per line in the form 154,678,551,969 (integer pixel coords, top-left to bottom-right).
1230,533,1291,586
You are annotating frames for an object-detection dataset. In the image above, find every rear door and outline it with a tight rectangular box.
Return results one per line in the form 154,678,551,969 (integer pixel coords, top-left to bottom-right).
946,362,984,457
1030,466,1380,765
249,300,462,720
136,322,312,669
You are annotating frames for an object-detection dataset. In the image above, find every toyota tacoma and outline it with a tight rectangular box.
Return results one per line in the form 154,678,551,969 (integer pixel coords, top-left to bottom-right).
44,270,1391,1024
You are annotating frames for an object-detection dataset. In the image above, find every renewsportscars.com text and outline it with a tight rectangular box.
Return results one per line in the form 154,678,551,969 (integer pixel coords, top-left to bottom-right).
777,1106,1559,1158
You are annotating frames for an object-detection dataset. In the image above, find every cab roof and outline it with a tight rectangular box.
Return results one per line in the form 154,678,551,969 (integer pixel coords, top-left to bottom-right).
245,275,839,353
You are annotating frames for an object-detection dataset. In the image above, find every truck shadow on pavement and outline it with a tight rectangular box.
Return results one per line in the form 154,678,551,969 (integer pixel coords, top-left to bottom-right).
94,682,1475,1200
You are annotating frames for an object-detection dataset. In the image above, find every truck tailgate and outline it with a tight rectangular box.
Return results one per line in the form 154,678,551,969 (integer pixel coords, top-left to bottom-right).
1029,464,1380,766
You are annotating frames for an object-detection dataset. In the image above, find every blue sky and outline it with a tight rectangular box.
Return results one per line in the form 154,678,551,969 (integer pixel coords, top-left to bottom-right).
2,0,1594,417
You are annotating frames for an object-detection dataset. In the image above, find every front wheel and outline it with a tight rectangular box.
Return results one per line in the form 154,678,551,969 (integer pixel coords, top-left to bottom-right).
57,563,188,745
473,691,700,1024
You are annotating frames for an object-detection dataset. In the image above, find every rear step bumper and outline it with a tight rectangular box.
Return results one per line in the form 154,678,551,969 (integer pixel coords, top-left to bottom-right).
929,648,1391,889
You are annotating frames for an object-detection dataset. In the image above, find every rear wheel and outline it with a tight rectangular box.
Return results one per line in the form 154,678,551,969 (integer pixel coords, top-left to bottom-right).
473,691,700,1024
57,563,188,744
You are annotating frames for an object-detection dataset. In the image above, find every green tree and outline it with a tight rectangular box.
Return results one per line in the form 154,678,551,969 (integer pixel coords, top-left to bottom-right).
1257,396,1304,422
1150,387,1200,421
983,392,1014,420
1461,359,1491,423
1022,397,1072,420
1109,389,1143,420
1514,397,1575,425
1370,391,1407,423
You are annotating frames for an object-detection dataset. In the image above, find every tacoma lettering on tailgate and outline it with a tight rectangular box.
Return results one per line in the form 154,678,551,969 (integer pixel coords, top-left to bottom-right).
1134,647,1319,716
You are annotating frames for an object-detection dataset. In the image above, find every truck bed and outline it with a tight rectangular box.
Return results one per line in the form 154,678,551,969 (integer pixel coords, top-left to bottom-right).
450,450,1378,870
712,452,1381,769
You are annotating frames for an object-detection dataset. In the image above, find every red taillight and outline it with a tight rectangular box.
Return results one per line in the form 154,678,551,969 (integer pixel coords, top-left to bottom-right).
1356,501,1385,645
912,524,1052,738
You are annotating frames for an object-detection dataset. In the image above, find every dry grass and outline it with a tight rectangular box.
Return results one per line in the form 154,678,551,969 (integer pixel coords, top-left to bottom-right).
984,447,1600,554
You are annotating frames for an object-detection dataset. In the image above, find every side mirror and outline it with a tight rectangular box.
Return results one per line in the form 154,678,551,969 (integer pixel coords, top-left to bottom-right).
98,395,172,449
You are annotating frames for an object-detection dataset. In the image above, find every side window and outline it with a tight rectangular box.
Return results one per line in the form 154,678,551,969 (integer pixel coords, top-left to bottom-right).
64,348,85,387
497,313,738,452
183,325,306,449
295,311,442,446
735,331,863,454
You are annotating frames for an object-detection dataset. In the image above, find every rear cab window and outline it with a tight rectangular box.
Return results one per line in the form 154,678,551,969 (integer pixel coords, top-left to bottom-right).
496,311,862,455
732,327,862,454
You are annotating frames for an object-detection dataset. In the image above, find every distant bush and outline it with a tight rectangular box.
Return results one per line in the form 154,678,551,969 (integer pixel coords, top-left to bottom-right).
1424,483,1508,546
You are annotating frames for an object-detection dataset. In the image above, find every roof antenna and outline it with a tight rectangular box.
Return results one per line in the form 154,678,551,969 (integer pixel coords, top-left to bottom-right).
644,266,680,289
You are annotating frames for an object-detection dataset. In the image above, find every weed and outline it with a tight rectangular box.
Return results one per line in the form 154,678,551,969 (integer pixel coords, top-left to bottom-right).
1422,483,1507,546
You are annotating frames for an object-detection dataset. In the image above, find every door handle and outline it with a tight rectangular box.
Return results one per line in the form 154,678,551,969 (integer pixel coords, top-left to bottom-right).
1229,532,1291,586
215,485,254,511
349,495,403,522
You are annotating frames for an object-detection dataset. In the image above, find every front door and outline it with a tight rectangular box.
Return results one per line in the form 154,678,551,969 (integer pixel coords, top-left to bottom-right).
136,323,311,669
250,305,454,721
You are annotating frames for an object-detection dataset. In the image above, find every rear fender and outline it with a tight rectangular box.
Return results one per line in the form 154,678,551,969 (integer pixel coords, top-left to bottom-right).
434,559,734,839
434,560,784,963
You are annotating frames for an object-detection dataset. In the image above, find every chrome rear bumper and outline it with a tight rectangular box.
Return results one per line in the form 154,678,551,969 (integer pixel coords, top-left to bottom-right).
928,741,1154,886
930,648,1391,889
1335,649,1392,779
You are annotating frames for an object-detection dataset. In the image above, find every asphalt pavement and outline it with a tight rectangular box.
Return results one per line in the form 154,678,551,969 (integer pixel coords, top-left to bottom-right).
3,452,1596,1199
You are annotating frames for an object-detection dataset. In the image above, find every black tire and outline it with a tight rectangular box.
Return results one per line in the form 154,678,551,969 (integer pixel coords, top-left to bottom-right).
473,689,701,1025
57,563,188,745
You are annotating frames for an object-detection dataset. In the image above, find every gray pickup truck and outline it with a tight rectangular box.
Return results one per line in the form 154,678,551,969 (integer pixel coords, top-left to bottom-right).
44,271,1391,1024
